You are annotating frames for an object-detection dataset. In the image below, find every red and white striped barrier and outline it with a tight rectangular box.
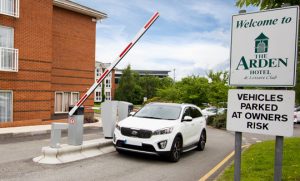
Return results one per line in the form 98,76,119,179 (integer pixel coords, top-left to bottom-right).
69,12,160,116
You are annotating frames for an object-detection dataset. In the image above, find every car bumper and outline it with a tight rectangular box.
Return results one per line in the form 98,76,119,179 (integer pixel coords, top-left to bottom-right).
113,129,175,155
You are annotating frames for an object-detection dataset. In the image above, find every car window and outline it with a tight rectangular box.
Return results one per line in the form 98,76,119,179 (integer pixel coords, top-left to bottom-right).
191,107,202,118
134,104,182,120
182,107,192,119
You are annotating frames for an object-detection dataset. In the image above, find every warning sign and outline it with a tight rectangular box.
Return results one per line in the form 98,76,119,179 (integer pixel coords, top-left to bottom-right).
68,117,75,124
227,89,295,136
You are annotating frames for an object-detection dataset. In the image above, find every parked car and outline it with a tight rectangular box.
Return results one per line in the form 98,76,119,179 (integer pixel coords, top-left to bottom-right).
294,113,298,124
294,107,300,124
113,102,207,162
217,108,227,115
202,107,218,118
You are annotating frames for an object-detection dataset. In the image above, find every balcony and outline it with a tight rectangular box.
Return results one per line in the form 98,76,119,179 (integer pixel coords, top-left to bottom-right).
0,0,19,18
0,47,18,72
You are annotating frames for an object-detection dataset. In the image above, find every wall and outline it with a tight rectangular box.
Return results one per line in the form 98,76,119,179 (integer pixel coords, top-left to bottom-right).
51,6,96,119
0,0,53,122
0,1,97,126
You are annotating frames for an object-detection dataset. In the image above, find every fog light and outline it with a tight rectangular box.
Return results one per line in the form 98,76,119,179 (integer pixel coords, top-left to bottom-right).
158,140,167,149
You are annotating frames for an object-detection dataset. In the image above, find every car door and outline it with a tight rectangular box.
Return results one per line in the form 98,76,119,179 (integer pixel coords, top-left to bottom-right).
190,107,204,143
180,107,194,147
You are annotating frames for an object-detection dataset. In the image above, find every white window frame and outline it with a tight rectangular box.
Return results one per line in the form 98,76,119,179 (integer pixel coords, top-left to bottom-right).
0,25,18,72
95,68,101,78
105,91,111,101
105,78,111,88
94,90,102,102
0,90,13,122
55,91,79,114
0,0,19,18
0,25,14,48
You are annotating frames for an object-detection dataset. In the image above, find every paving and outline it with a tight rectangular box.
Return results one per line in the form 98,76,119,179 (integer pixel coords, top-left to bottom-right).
0,119,102,139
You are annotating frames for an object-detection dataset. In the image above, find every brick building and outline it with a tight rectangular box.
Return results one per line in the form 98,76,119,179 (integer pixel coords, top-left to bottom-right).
94,62,170,102
0,0,106,126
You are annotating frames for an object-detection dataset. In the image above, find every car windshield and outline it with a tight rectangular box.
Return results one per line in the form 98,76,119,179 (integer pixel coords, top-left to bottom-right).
134,104,182,120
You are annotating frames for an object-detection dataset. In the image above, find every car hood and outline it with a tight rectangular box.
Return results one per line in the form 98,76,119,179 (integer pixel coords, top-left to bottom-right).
118,116,178,131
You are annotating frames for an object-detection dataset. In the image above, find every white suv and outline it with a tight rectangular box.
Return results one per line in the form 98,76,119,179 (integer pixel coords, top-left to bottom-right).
113,103,207,162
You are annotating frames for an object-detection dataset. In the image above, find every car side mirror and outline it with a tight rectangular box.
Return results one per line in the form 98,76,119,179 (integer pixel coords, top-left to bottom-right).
129,112,136,116
183,116,193,122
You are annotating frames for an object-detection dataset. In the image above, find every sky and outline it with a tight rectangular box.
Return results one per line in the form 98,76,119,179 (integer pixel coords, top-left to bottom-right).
74,0,258,80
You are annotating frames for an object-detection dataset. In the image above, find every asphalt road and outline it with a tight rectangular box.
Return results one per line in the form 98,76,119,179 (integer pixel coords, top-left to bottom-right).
0,125,299,181
0,127,235,181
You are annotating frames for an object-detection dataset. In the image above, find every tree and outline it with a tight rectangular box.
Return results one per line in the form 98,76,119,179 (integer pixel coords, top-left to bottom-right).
156,86,182,103
177,76,210,105
207,70,228,84
236,0,300,10
139,76,174,100
139,75,161,99
207,71,229,107
115,65,143,104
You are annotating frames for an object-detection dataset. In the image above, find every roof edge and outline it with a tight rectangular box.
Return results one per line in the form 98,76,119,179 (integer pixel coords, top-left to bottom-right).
53,0,107,20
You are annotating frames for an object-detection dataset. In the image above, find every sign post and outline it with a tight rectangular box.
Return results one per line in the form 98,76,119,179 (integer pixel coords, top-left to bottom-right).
228,6,299,181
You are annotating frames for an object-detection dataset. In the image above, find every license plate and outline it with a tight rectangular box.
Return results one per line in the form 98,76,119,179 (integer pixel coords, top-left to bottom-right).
124,139,142,146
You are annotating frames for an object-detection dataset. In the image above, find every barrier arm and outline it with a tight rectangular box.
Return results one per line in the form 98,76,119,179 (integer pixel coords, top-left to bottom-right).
69,12,160,116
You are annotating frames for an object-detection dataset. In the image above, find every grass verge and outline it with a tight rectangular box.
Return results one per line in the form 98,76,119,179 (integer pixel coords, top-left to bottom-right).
218,137,300,181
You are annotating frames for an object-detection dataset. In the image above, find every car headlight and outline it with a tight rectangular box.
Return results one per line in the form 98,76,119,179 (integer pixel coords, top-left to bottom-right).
115,123,121,131
153,127,173,135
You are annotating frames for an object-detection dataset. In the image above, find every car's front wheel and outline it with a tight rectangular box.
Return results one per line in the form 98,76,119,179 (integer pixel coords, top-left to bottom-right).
196,131,206,151
168,136,182,162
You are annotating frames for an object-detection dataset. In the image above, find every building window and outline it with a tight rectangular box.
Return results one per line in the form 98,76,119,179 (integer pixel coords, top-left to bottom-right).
105,91,111,101
95,68,101,78
0,0,19,17
105,78,111,88
0,90,12,122
55,92,79,113
0,25,18,72
95,90,102,102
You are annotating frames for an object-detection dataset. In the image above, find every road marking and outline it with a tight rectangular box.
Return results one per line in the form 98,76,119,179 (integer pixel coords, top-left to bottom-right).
199,145,250,181
252,137,258,140
256,140,262,143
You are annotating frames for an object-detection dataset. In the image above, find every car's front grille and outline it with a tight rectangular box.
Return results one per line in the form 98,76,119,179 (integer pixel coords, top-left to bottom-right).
116,140,156,152
121,127,152,138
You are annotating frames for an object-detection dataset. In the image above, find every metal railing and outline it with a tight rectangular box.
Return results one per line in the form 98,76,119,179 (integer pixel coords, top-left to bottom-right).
0,0,19,18
0,47,18,72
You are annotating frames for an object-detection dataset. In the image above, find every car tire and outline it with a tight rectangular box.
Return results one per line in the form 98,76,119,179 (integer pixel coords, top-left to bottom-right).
116,148,125,154
168,136,182,162
196,131,206,151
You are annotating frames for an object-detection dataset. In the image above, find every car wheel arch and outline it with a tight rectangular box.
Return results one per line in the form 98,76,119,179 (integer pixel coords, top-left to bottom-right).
175,133,183,145
201,129,207,142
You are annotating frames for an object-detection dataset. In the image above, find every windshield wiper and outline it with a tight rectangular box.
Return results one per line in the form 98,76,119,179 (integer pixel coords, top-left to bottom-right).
136,116,163,119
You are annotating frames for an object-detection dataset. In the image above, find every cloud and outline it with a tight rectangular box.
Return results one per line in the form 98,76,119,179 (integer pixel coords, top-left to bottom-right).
96,32,230,80
74,0,258,80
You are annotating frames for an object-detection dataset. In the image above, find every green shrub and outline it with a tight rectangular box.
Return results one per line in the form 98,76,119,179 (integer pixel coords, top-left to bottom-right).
212,113,227,129
206,115,216,126
207,113,227,129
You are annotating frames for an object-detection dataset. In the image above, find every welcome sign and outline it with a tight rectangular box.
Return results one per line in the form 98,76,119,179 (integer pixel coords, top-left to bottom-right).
229,6,299,87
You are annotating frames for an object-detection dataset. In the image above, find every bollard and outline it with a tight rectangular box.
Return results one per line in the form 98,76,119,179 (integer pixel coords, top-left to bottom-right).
50,123,68,148
117,101,133,122
101,101,118,139
68,106,84,146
